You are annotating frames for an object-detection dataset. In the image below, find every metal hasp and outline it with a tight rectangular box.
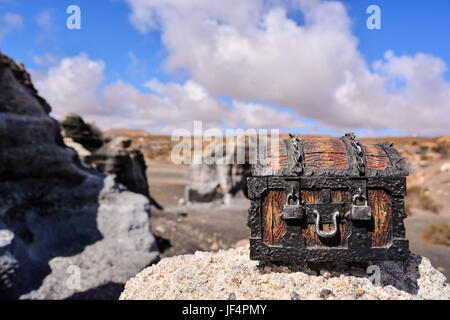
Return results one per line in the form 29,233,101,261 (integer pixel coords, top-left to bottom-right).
314,209,340,238
247,132,410,262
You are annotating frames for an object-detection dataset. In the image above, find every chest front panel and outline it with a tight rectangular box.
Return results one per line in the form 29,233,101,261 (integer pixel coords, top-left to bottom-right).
259,185,395,248
248,133,409,262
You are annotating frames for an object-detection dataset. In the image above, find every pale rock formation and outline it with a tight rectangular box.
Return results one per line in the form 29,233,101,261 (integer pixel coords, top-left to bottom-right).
120,246,450,300
184,143,251,206
60,113,151,199
0,52,159,299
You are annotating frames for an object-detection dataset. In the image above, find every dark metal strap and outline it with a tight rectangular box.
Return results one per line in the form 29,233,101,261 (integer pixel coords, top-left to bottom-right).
344,132,366,176
285,133,303,175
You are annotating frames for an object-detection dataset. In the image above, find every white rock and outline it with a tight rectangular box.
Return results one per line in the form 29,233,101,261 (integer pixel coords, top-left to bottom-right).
63,137,91,157
120,246,450,300
0,230,14,248
440,162,450,172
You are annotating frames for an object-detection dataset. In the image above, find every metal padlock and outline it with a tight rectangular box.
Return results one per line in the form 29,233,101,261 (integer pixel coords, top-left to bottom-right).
350,194,372,221
281,193,303,220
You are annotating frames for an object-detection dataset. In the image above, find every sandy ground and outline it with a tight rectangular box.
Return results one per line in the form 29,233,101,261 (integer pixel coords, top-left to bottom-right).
146,158,450,280
402,156,450,279
405,216,450,278
147,162,250,257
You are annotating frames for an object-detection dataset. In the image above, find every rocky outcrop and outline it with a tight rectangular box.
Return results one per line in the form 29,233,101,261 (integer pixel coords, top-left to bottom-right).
120,245,450,300
60,113,104,152
88,136,151,199
0,52,159,299
184,143,251,205
185,164,250,205
61,113,151,199
436,136,450,158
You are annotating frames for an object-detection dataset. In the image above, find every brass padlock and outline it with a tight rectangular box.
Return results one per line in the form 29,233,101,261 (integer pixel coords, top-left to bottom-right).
349,194,372,221
281,193,303,220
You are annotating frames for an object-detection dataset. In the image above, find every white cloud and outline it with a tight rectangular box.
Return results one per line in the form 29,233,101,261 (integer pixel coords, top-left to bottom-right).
125,0,263,34
31,54,106,119
3,12,23,28
103,78,229,132
124,0,450,135
369,51,450,135
31,53,306,134
30,54,228,132
35,10,52,29
0,12,23,39
31,0,450,136
126,51,149,80
227,101,305,130
32,53,59,67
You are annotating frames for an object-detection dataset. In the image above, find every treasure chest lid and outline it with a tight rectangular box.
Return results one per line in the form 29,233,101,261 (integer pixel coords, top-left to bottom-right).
252,133,409,178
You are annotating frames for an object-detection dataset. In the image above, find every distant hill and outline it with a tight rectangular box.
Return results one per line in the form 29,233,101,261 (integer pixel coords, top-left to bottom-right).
105,128,152,137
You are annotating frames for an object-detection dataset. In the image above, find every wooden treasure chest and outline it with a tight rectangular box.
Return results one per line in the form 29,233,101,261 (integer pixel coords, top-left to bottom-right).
247,133,409,262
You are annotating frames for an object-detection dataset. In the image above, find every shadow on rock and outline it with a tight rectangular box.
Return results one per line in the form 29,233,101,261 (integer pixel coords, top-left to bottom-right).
0,174,105,299
0,52,159,300
65,282,125,300
257,253,422,295
155,235,172,254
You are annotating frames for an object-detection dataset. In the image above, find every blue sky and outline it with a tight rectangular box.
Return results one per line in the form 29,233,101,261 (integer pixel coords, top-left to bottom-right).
350,0,450,78
0,0,169,88
0,0,449,136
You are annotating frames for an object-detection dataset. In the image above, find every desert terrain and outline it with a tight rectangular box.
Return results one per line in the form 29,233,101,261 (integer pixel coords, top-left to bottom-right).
108,131,450,280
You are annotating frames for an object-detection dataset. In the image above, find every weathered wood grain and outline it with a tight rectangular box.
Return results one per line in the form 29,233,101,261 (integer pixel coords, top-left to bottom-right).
303,138,348,170
267,141,287,170
368,189,392,246
331,189,351,202
262,190,286,245
364,145,389,171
